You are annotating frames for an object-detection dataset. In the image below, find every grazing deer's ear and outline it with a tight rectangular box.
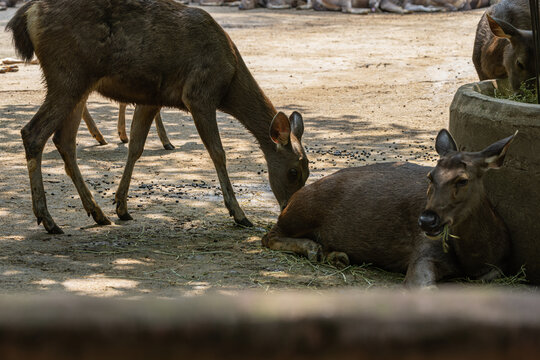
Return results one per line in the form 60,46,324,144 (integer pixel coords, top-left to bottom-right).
289,111,304,141
270,112,291,146
479,131,518,169
435,129,457,156
487,15,518,39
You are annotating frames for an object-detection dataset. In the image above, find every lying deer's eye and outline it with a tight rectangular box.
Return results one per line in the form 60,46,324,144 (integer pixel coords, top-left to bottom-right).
288,168,298,181
456,178,469,187
517,60,525,70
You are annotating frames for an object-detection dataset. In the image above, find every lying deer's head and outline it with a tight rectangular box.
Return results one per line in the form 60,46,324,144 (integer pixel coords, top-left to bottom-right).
487,14,535,93
267,111,309,210
418,129,516,237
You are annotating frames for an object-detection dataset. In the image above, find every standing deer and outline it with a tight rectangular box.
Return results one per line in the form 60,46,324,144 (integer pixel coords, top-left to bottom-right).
473,0,535,92
7,0,309,234
82,103,175,150
263,130,516,287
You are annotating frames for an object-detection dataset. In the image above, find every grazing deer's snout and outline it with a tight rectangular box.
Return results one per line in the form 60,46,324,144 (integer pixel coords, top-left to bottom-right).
418,210,442,234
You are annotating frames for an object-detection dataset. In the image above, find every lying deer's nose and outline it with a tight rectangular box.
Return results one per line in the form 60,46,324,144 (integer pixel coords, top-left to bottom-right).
418,210,441,232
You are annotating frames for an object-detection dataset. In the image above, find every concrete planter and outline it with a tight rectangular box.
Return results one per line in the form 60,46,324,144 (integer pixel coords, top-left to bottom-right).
449,80,540,284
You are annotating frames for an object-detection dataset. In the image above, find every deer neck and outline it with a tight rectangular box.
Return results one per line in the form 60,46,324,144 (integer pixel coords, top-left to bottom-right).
450,196,510,263
220,59,278,155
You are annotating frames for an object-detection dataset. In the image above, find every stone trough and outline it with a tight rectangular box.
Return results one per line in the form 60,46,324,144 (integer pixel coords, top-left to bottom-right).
450,80,540,284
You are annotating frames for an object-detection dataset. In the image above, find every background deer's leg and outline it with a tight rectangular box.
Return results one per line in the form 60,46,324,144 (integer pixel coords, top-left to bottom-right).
188,106,252,227
81,104,107,145
379,0,410,13
154,111,175,150
118,103,129,143
115,105,159,220
53,99,111,226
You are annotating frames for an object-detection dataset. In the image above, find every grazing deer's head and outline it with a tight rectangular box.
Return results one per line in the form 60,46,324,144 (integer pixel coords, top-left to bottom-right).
268,111,309,210
487,14,535,93
418,129,516,237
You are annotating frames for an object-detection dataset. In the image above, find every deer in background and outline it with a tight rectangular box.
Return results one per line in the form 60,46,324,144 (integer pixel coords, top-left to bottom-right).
2,57,174,149
473,0,535,92
82,103,175,150
7,0,309,234
263,130,516,287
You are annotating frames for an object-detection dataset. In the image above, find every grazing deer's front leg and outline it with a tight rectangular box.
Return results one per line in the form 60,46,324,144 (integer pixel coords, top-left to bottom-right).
53,100,111,226
81,105,107,145
189,106,252,227
262,229,323,262
154,112,175,150
115,105,160,221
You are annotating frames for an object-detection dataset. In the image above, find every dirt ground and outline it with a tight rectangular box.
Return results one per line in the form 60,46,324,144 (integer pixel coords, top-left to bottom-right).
0,5,503,297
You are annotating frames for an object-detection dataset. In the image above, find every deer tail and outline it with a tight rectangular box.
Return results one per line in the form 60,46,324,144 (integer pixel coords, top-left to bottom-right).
5,1,37,62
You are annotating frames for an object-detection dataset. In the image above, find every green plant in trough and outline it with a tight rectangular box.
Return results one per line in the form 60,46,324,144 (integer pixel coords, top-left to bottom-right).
494,79,538,104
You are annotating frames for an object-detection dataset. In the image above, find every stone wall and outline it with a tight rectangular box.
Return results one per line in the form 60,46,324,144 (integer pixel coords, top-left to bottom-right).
450,80,540,283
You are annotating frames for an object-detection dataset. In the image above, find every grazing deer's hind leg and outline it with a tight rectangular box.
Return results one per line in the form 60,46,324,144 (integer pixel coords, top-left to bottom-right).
262,228,323,262
187,105,252,227
81,104,107,145
21,92,85,234
118,103,129,143
115,105,160,221
53,100,111,226
154,112,175,150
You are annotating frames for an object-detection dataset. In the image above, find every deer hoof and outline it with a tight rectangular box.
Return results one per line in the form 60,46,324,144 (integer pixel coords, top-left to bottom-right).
163,143,175,150
307,244,323,263
90,209,111,225
117,212,133,221
46,224,64,235
235,217,253,227
326,251,350,269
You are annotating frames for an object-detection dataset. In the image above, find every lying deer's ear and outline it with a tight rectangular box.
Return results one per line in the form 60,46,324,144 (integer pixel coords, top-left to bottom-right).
487,15,518,39
480,131,518,169
435,129,457,156
289,111,304,141
270,112,291,146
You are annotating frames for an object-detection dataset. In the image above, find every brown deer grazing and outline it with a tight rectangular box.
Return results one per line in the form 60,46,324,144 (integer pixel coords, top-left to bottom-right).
473,0,535,92
7,0,309,234
82,103,175,150
263,130,516,287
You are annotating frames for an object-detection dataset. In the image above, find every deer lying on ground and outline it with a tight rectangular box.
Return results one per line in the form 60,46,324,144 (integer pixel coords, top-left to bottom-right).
82,103,175,150
239,0,304,10
473,0,535,92
240,0,489,13
198,0,241,7
263,130,516,287
382,0,490,13
7,0,309,234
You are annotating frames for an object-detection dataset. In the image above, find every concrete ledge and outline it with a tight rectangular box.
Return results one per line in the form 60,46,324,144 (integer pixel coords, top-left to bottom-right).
450,80,540,284
0,289,539,359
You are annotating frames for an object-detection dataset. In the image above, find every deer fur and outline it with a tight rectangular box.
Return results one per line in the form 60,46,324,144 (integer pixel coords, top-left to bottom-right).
473,0,535,92
7,0,308,234
263,130,516,287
